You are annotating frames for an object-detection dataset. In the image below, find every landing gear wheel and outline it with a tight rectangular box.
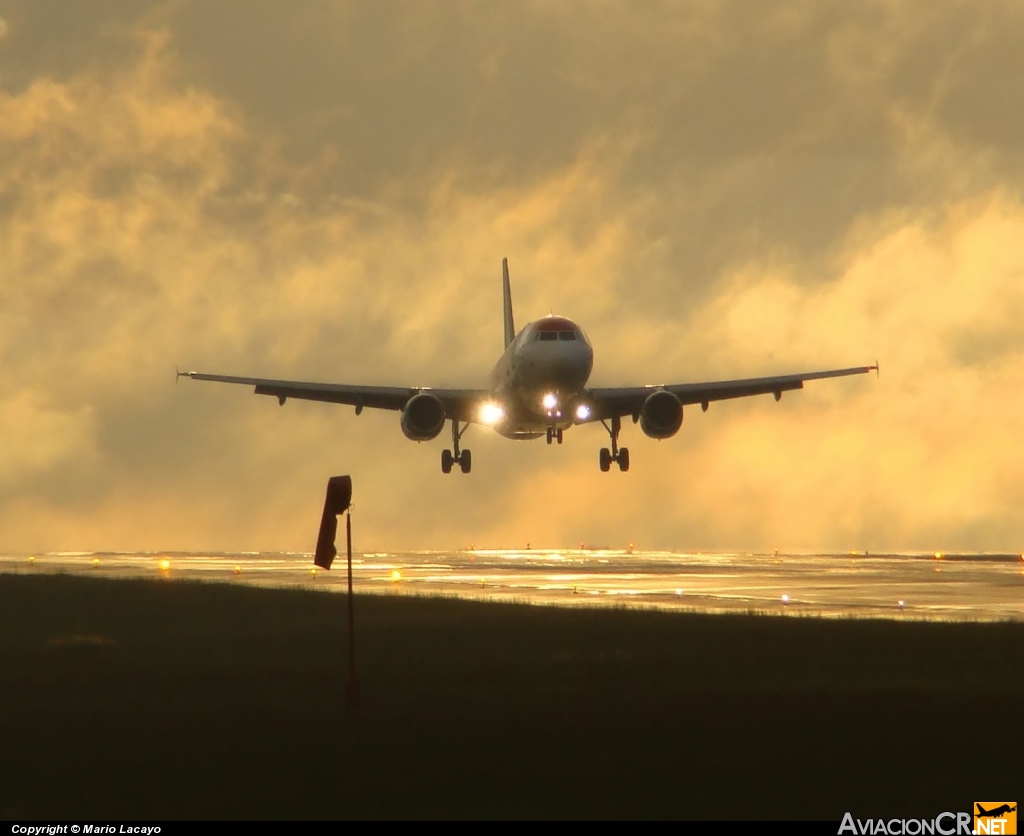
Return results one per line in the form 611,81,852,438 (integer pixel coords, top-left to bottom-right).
599,415,629,472
556,428,563,444
546,427,554,445
444,419,474,474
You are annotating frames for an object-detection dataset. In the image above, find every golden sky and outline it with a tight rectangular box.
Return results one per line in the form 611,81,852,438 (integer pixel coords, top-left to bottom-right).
2,1,1023,553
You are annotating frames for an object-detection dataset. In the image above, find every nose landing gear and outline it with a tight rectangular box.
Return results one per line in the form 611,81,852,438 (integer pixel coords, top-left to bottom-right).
441,420,472,474
599,415,629,472
545,427,563,445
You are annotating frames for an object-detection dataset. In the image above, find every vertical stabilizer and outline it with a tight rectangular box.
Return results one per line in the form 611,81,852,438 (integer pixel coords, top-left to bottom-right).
502,257,516,349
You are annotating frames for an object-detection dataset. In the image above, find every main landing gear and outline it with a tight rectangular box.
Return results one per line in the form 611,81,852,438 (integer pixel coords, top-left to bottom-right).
599,415,629,472
546,427,563,445
441,419,471,474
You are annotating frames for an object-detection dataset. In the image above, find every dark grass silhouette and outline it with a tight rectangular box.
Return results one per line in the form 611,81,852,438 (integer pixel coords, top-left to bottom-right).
2,574,1021,819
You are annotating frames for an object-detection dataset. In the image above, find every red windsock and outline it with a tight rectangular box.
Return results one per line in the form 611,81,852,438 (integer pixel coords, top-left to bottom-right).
314,475,352,569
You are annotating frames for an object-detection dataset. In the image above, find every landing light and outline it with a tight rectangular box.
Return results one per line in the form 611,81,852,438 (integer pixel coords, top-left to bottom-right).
575,404,591,421
542,392,558,410
479,402,505,425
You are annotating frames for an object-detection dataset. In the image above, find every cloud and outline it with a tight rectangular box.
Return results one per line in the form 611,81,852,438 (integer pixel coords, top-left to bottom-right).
2,2,1023,553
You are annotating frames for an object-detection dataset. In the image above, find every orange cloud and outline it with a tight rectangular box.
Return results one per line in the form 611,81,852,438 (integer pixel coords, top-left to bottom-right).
2,4,1024,554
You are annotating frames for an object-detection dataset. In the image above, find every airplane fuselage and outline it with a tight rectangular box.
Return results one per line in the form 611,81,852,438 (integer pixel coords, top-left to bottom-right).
488,315,594,439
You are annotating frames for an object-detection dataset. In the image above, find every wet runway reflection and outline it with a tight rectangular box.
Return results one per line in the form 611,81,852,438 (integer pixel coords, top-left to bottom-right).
4,548,1022,621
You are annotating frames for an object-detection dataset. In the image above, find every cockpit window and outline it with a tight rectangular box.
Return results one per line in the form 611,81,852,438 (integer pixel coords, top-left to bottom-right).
534,317,585,343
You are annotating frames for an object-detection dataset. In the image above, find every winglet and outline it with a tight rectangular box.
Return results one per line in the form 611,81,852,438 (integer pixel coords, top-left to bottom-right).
874,359,880,377
502,257,516,349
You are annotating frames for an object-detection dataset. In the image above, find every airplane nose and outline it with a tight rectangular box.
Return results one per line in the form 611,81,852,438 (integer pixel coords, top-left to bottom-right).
520,340,592,392
550,345,591,388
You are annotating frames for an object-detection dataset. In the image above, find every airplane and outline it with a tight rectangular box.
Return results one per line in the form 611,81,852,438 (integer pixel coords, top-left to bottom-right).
179,258,878,473
977,805,1017,818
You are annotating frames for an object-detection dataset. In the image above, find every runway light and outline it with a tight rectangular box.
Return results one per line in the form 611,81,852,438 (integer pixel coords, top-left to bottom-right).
310,567,317,576
542,392,558,410
479,402,505,425
934,551,944,560
234,565,242,575
781,593,790,605
28,555,35,563
675,589,683,596
159,558,171,572
92,558,100,567
390,569,402,582
897,599,906,609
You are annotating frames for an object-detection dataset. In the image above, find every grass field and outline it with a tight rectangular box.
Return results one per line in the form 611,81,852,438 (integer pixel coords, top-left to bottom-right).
1,573,1021,819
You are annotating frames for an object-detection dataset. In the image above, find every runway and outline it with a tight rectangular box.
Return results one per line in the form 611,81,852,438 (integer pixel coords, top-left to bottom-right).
3,548,1021,621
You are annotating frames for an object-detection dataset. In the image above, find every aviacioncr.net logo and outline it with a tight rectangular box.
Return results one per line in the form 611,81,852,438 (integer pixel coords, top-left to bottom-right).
839,812,973,835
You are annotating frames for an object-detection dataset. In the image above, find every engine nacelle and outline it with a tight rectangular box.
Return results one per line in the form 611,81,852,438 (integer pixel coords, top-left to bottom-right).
401,392,446,441
640,390,683,439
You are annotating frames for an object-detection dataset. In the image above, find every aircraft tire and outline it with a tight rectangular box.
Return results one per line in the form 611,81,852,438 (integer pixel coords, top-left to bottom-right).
599,448,612,472
460,449,472,474
618,448,630,472
556,428,563,444
441,449,453,474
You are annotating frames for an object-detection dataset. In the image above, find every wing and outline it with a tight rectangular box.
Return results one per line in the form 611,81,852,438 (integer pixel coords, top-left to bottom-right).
178,371,488,423
584,364,878,422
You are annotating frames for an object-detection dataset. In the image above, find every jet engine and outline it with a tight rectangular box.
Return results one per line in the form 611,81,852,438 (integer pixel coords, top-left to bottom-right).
640,390,683,439
400,392,447,441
